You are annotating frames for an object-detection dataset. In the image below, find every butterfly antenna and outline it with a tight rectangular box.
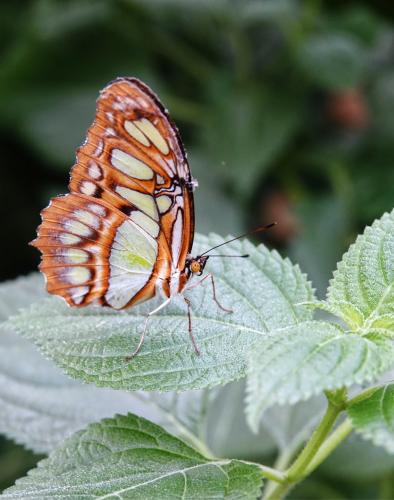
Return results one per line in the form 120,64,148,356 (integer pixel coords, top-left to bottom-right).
208,254,250,258
199,222,277,257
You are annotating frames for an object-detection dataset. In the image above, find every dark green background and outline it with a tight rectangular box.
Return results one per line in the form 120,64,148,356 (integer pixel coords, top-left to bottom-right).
1,1,394,497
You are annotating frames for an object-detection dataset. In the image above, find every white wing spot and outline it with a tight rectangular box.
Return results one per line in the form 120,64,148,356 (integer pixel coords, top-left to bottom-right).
67,267,91,285
59,233,82,245
80,181,96,196
171,210,183,268
88,162,102,180
94,140,104,156
74,209,100,228
64,249,89,264
88,204,107,217
71,286,89,305
64,219,92,237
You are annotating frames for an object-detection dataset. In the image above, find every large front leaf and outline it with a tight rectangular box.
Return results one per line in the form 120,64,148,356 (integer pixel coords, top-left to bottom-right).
9,234,314,392
2,414,264,499
324,209,394,333
348,383,394,454
0,275,218,454
246,321,394,432
0,274,46,321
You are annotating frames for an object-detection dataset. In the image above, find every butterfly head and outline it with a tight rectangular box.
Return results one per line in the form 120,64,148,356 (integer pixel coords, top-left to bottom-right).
186,255,209,276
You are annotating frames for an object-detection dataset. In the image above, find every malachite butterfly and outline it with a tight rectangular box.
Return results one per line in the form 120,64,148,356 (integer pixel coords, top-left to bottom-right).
31,77,240,357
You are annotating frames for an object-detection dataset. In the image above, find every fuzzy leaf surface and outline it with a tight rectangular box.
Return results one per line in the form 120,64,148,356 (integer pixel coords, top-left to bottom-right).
9,234,314,392
348,383,394,454
325,209,394,333
2,413,263,499
0,274,46,321
246,321,394,432
0,275,219,454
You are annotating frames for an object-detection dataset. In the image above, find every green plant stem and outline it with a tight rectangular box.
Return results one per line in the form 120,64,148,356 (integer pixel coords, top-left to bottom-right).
257,464,287,484
263,444,303,499
304,419,353,476
286,400,342,481
264,397,345,500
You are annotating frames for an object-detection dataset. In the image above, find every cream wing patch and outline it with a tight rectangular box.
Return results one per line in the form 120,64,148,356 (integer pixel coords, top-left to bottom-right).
105,219,157,309
124,120,150,146
130,211,160,238
157,195,172,214
111,148,154,180
115,187,158,220
134,118,170,155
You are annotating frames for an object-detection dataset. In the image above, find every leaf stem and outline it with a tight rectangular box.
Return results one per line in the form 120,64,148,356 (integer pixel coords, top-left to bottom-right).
304,418,353,476
258,464,287,484
264,394,346,500
286,399,342,481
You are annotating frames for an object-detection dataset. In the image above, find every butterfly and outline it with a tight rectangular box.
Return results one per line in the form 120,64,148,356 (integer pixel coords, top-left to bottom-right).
31,77,250,358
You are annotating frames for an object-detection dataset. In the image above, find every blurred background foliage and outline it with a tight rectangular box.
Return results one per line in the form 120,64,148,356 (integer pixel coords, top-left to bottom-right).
1,0,394,497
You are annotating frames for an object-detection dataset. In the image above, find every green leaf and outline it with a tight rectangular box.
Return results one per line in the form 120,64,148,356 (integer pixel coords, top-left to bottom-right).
246,321,394,432
2,413,263,499
0,274,46,322
0,275,218,454
0,275,133,453
298,33,367,89
10,234,314,392
324,209,394,333
348,383,394,454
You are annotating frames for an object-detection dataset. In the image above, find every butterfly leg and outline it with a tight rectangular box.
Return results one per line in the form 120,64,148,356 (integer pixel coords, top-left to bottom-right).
183,297,201,356
125,298,171,361
187,273,233,313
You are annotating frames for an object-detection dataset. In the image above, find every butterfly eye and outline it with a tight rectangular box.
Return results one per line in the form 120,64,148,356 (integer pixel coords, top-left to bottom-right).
190,261,201,274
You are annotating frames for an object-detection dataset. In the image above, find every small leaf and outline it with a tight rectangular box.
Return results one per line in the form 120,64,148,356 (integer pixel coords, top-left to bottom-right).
325,209,394,333
10,234,314,392
2,413,263,499
298,33,367,89
246,321,394,432
348,383,394,454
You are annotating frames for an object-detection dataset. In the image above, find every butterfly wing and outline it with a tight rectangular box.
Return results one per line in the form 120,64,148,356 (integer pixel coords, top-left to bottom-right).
31,77,195,309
